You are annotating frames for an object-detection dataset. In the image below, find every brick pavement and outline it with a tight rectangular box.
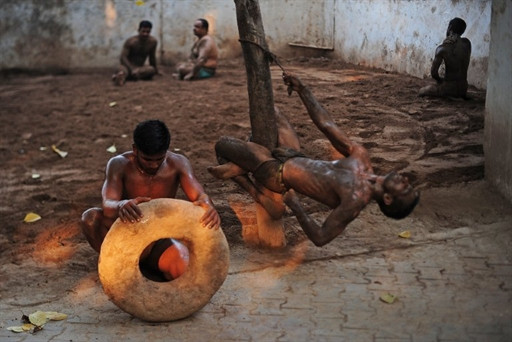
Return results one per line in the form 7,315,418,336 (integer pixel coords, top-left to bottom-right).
1,187,512,341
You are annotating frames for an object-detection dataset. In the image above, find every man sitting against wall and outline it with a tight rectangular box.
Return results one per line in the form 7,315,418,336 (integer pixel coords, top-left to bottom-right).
112,20,161,86
175,18,218,81
419,17,472,99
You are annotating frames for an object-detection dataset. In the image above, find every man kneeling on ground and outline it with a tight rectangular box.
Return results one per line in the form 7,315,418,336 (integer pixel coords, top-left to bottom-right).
81,120,220,280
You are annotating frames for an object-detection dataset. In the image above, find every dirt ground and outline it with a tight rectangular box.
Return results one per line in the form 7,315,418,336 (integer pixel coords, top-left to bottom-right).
1,57,510,328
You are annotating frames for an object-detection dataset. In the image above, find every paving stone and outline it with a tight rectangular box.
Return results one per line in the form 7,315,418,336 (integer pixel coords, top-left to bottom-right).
2,212,512,342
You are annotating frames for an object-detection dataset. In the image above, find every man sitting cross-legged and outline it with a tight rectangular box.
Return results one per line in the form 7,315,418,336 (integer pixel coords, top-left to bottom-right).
208,73,419,247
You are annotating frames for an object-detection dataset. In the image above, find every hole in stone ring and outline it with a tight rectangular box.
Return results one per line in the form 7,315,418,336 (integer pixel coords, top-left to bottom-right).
139,238,190,282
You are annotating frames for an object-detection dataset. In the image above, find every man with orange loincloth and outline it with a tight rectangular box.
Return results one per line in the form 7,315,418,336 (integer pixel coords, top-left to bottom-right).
419,17,471,98
112,20,161,86
176,18,218,81
81,120,220,280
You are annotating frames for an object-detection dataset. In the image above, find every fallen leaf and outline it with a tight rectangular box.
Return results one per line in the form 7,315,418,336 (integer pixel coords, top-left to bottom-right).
379,293,397,304
51,145,68,158
109,101,117,107
135,0,145,5
398,230,411,238
39,146,47,151
121,134,128,138
44,311,68,321
29,311,48,327
6,323,35,333
106,144,117,153
24,212,41,223
32,173,41,179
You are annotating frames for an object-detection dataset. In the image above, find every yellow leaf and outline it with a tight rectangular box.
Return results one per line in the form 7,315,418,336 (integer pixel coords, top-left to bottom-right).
135,0,145,6
106,144,117,153
109,101,117,107
7,325,24,333
22,323,35,331
29,311,48,327
379,293,397,304
44,311,68,321
398,230,411,238
6,323,35,332
24,212,41,223
51,144,68,158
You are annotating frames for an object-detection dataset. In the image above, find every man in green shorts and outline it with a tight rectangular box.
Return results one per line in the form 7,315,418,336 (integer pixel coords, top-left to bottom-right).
176,18,218,80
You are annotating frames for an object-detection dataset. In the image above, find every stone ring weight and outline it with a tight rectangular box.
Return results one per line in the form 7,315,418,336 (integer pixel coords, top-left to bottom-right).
98,198,230,322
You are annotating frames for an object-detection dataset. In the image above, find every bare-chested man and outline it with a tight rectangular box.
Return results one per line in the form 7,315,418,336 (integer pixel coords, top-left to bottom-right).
176,18,218,80
112,20,160,86
81,120,220,280
419,17,471,98
208,74,419,247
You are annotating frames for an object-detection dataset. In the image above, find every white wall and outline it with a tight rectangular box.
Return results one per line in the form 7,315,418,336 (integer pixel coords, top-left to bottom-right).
485,0,512,202
0,0,491,89
331,0,491,89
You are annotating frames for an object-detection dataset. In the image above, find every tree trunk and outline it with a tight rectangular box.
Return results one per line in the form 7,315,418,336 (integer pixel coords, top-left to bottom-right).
234,0,285,248
234,0,277,149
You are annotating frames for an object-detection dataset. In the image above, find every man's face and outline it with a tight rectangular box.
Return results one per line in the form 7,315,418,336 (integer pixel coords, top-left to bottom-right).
193,21,206,37
384,172,414,198
139,26,151,40
135,150,166,175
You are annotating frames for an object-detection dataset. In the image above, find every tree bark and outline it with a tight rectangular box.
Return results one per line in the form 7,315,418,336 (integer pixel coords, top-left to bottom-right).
234,0,277,149
234,0,285,248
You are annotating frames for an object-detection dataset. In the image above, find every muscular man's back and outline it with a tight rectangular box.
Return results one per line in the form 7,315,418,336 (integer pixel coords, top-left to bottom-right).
443,37,471,81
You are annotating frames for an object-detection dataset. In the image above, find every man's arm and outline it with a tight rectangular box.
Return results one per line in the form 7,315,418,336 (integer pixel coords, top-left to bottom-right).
176,155,221,229
120,40,136,74
148,39,159,74
283,73,355,157
430,46,445,83
283,189,361,246
102,156,150,223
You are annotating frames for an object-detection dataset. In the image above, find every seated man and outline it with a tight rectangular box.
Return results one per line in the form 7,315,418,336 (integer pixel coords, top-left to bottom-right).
176,18,218,81
208,74,419,247
112,20,160,86
419,17,471,98
81,120,220,280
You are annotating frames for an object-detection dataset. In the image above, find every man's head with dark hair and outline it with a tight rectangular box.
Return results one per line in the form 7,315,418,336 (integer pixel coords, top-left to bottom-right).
448,17,466,36
139,20,153,30
133,120,170,155
376,172,420,220
197,18,209,31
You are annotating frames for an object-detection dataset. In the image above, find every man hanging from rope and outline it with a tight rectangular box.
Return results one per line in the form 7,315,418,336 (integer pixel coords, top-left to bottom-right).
208,73,419,246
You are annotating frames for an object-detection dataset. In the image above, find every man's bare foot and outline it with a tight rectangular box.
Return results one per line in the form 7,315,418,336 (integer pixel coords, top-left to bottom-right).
207,163,246,179
112,71,126,86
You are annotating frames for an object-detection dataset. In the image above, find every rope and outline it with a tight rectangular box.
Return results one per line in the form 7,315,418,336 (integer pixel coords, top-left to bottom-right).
238,39,287,73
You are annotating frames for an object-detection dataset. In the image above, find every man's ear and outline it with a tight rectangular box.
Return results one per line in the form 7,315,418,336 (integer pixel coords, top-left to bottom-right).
132,144,138,154
383,193,394,206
